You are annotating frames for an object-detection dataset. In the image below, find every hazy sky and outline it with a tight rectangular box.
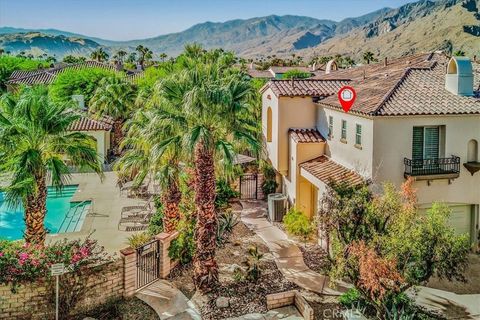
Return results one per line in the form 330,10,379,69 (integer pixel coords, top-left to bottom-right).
0,0,415,41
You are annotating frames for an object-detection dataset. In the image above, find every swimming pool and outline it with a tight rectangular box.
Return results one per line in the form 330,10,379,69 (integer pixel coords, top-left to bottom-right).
0,185,91,241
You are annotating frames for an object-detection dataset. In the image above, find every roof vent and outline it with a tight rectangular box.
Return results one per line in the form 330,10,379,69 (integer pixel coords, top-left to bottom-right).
325,59,338,74
445,57,474,96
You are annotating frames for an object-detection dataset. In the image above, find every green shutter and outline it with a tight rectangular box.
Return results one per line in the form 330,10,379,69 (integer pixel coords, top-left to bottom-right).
412,127,424,160
424,127,439,159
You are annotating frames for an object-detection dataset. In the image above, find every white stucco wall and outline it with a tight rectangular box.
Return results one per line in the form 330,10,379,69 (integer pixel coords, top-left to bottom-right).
316,106,374,178
373,115,480,206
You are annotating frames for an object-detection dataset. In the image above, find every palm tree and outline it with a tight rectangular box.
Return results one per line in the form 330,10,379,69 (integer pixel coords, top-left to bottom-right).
113,50,127,63
90,48,109,62
136,45,153,69
159,53,168,62
0,86,102,244
363,51,377,65
152,51,258,291
90,77,136,156
115,110,182,233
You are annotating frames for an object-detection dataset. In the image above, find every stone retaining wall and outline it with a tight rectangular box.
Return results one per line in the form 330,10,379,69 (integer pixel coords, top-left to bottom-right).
0,259,124,320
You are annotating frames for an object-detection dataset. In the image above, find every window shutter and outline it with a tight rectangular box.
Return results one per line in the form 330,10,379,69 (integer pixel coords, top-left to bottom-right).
424,127,439,159
412,127,424,160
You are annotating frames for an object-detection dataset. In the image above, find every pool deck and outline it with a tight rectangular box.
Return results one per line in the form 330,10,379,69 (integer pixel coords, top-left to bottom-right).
47,172,150,254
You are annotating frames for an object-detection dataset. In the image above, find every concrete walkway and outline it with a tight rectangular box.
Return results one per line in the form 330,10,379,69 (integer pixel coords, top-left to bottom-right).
239,200,480,319
136,280,201,320
238,200,350,296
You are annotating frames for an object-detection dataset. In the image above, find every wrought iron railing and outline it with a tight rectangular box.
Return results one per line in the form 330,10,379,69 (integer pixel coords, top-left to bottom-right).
404,156,460,177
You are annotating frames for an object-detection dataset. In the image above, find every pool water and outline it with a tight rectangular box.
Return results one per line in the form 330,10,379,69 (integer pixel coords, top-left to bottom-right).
0,185,90,241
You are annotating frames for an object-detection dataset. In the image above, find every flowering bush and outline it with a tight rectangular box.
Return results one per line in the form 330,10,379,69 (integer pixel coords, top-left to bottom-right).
0,237,111,292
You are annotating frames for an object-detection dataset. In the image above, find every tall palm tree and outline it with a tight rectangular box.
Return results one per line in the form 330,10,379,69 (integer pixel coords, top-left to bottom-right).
90,48,109,62
90,77,136,156
363,51,377,65
135,45,153,69
115,109,182,233
152,53,258,291
0,86,102,244
159,53,168,62
115,50,128,63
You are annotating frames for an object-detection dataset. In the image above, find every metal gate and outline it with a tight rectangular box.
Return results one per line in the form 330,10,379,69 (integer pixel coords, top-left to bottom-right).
136,239,160,289
239,173,258,199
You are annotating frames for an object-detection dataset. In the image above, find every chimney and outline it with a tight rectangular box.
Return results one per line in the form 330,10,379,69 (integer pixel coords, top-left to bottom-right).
291,78,295,89
445,57,474,96
384,57,388,67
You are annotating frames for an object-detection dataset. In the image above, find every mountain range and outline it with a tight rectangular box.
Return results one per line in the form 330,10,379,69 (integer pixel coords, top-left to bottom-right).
0,0,479,60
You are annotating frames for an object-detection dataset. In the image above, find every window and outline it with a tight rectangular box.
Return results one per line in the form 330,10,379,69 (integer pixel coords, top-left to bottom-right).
412,126,439,160
266,107,272,142
341,120,347,140
467,139,478,162
328,116,333,139
355,124,362,146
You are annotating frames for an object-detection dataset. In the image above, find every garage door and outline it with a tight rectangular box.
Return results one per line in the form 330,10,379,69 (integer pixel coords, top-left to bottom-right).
420,205,473,241
448,205,472,237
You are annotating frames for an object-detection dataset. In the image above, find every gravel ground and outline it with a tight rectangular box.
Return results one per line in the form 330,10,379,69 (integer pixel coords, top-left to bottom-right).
298,242,331,274
74,297,159,320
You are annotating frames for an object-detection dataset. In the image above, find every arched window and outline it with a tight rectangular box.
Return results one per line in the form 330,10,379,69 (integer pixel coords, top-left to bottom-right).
447,58,458,74
467,139,478,162
266,107,273,142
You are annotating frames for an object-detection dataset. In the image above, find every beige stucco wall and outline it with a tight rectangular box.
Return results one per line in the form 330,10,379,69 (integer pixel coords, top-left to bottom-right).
79,130,111,163
316,106,374,178
283,135,325,208
262,89,317,174
372,115,480,206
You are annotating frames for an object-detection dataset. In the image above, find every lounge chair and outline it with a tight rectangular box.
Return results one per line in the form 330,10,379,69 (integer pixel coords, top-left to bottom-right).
121,197,153,217
118,209,154,231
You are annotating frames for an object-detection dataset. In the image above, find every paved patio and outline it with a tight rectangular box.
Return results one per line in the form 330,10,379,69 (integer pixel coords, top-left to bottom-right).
46,172,150,253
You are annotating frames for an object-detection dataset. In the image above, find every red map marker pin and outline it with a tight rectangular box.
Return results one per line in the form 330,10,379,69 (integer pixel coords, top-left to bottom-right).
338,86,356,113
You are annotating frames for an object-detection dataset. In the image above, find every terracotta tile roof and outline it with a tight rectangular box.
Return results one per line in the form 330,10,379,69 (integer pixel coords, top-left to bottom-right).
300,156,364,186
69,115,113,131
289,128,325,143
9,69,45,79
315,52,480,116
247,69,274,78
7,61,117,86
262,79,347,97
269,66,313,74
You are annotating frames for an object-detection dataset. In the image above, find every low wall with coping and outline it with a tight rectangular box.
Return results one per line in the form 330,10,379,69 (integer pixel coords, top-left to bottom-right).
266,290,314,320
0,259,124,320
0,231,179,319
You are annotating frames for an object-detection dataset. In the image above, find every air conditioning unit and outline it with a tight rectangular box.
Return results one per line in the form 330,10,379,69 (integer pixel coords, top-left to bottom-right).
268,193,287,222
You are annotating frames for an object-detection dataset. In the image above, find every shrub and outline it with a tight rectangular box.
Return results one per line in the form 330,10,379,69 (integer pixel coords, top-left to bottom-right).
126,232,152,249
216,210,239,245
215,178,239,208
49,67,118,104
260,160,278,196
281,69,311,80
148,196,164,235
169,218,195,265
283,207,314,241
0,236,111,292
339,288,364,308
244,245,264,282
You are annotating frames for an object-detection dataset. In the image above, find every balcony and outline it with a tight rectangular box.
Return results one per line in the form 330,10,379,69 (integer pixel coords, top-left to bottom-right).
404,156,460,181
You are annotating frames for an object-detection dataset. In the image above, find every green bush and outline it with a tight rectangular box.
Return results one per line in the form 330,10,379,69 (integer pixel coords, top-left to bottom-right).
49,67,118,105
260,160,278,196
283,207,314,241
244,246,264,282
215,178,239,208
281,69,311,80
0,56,50,91
168,218,195,265
216,210,239,245
126,232,151,249
339,288,363,308
148,196,164,235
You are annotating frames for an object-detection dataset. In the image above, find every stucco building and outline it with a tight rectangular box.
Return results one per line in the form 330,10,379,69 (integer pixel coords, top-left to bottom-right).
261,52,480,246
